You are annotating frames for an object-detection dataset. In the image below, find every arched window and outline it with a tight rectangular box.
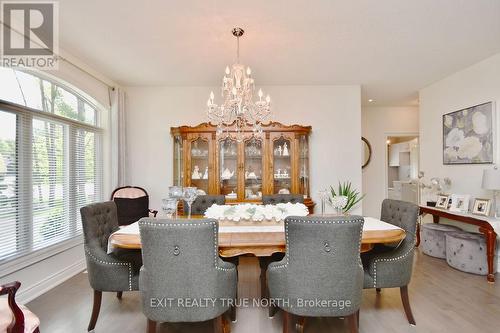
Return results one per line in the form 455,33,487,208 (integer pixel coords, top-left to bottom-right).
0,67,103,263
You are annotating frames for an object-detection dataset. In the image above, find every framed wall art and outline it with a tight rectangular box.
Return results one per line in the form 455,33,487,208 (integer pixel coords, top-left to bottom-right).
443,102,494,164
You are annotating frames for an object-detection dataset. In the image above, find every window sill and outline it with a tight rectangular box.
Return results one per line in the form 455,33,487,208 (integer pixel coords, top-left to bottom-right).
0,236,84,278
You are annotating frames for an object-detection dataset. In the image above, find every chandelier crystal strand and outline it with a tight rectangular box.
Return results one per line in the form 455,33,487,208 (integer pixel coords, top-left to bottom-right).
207,27,271,141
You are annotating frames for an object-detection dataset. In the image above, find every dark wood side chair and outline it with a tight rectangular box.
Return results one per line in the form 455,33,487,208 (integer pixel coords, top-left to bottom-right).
0,281,40,333
80,201,142,332
267,215,365,333
362,199,419,325
111,186,158,226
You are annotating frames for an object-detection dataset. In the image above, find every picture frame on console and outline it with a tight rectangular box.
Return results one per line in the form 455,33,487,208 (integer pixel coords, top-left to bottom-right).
449,194,471,213
472,198,491,216
435,194,450,209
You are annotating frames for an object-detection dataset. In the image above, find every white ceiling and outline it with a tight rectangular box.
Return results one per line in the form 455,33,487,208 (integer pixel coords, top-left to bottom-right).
58,0,500,106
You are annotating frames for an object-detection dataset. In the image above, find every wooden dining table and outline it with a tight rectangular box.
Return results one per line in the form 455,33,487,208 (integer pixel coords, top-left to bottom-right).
109,215,405,318
109,215,406,256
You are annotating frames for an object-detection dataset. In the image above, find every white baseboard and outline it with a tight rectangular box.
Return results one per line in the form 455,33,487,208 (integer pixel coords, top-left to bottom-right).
17,259,86,304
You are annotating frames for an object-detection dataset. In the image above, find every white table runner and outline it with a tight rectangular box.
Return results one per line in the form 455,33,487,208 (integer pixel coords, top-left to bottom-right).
115,223,140,235
363,217,404,230
107,223,140,253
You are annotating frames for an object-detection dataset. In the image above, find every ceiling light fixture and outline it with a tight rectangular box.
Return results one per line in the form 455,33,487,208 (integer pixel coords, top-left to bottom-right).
368,99,374,103
206,27,271,141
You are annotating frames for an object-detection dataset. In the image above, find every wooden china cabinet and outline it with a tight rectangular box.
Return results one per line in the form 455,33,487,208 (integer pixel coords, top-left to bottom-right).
170,122,314,213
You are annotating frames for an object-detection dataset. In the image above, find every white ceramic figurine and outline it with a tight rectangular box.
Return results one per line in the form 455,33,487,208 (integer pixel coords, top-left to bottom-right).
192,165,202,179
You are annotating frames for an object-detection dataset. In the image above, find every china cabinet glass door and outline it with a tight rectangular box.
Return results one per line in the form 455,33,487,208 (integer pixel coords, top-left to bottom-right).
299,135,309,198
173,135,183,186
244,137,263,200
219,138,238,201
190,137,209,194
272,136,292,194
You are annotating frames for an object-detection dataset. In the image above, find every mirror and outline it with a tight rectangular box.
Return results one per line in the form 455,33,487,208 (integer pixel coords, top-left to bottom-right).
362,137,372,169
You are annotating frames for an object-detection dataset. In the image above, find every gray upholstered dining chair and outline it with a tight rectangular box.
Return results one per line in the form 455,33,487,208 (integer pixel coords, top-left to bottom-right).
262,194,304,205
80,201,142,332
362,199,419,325
183,195,225,215
260,195,304,318
139,218,237,333
267,215,365,333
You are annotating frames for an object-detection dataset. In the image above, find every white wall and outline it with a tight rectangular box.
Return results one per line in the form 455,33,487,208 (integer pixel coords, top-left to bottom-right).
419,52,500,270
420,53,500,203
125,85,362,214
362,106,419,217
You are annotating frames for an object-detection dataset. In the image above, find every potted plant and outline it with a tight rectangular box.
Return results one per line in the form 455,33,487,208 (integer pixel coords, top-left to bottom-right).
328,181,365,215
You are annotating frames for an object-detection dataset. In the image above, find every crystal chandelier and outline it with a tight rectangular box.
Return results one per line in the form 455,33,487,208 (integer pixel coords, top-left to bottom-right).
207,27,271,141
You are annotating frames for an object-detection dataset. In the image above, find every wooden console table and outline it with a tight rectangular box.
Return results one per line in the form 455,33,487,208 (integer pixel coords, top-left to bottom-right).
420,206,498,283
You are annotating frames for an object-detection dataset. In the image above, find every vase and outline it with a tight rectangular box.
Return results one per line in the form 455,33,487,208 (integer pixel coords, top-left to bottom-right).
321,198,326,215
336,207,342,216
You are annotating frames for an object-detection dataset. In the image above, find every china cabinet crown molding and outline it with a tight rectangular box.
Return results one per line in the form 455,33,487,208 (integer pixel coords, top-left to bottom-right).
171,121,312,136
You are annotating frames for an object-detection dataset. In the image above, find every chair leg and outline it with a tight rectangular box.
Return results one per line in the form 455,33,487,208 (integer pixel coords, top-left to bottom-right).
231,274,238,323
223,315,230,333
283,311,291,333
295,316,305,333
356,309,360,328
117,291,123,299
400,286,416,325
226,256,239,323
346,313,358,333
87,290,102,332
269,304,278,318
230,304,237,323
213,315,225,333
259,257,270,300
147,319,156,333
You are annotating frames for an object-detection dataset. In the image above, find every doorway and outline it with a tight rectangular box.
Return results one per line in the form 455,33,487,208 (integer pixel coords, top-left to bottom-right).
386,135,419,204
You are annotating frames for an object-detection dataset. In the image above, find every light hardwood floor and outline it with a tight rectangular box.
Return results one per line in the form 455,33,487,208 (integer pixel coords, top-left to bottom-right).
27,249,500,333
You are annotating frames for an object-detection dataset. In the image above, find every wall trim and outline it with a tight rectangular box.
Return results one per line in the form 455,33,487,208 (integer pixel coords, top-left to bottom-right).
17,258,86,304
0,237,83,278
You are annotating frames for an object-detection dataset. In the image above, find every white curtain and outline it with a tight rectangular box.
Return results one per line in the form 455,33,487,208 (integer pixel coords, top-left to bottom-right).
110,87,127,189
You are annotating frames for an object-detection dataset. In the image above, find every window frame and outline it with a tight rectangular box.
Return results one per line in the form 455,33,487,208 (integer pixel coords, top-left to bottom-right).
15,68,102,128
0,72,104,274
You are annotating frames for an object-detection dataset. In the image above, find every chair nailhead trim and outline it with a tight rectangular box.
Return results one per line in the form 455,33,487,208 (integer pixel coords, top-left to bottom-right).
84,246,133,291
372,210,418,288
139,221,236,272
268,218,364,270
